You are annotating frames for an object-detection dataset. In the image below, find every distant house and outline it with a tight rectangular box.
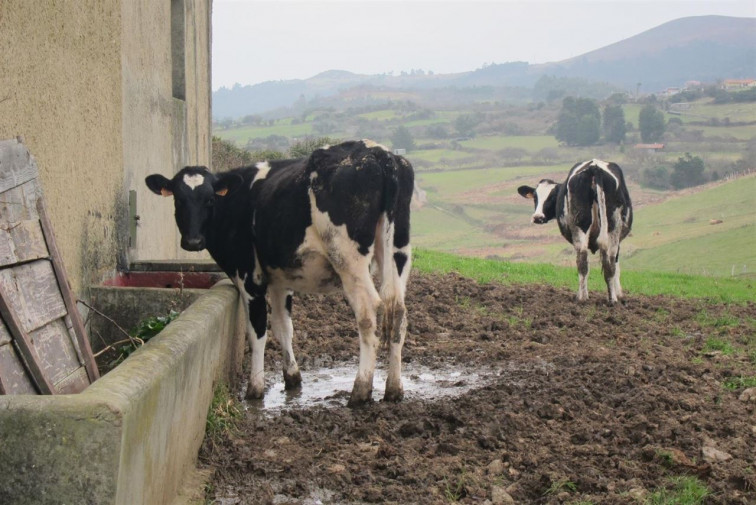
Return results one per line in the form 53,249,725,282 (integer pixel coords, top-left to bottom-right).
661,87,682,97
722,79,756,90
634,143,665,152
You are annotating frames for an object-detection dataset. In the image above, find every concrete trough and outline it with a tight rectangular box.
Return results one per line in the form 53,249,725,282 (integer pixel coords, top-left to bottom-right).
0,279,245,505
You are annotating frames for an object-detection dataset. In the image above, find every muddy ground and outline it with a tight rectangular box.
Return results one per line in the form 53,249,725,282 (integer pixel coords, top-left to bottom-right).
200,271,756,504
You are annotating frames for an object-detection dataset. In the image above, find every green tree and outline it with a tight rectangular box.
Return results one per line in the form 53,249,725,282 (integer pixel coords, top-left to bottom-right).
555,97,600,146
641,166,671,190
212,136,253,172
670,153,706,189
603,104,626,144
453,113,481,138
288,136,340,158
390,125,416,152
638,104,665,143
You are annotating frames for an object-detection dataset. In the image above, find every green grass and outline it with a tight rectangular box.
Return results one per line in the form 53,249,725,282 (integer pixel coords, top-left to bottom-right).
413,248,756,303
616,175,756,277
646,476,710,505
460,135,559,152
723,375,756,390
702,337,737,356
205,382,242,444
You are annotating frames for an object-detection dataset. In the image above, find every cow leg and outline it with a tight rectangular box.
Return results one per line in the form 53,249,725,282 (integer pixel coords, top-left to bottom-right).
338,262,382,407
269,285,301,390
576,248,589,302
376,217,411,403
601,244,623,304
234,275,269,400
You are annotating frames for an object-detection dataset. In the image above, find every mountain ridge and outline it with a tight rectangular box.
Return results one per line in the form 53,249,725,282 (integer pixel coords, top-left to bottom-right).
213,15,755,119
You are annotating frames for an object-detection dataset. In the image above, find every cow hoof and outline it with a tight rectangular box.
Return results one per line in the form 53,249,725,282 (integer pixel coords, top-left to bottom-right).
245,385,264,400
383,387,404,403
347,382,373,408
284,370,302,390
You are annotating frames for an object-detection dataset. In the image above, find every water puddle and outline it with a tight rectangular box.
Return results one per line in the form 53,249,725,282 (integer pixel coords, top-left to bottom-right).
243,362,502,412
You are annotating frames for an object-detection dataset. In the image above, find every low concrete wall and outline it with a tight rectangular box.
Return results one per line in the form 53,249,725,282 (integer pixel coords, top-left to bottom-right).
0,280,245,505
88,286,208,353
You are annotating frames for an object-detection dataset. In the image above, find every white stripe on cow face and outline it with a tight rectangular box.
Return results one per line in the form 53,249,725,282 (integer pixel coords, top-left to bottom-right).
183,173,205,190
532,181,557,223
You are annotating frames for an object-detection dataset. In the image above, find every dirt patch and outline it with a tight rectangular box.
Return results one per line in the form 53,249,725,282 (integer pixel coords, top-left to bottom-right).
201,271,756,504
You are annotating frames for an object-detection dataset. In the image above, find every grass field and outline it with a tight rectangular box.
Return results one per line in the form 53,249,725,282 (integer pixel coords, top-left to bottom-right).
413,248,755,303
459,135,559,152
213,98,755,280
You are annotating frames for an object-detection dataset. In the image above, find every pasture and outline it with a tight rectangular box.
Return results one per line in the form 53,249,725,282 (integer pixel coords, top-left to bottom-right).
200,101,756,503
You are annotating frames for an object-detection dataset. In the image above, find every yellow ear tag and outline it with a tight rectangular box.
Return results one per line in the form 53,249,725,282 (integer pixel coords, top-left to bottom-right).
216,188,229,196
160,188,173,197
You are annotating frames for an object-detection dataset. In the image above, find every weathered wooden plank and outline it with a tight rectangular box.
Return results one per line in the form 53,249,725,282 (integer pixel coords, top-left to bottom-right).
54,366,90,394
0,219,48,268
0,342,37,394
0,181,41,228
0,283,54,394
0,260,67,333
29,319,82,386
37,198,99,382
0,138,39,194
0,318,10,346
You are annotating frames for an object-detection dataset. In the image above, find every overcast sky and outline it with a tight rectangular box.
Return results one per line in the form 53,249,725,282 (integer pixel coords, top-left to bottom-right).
212,0,756,90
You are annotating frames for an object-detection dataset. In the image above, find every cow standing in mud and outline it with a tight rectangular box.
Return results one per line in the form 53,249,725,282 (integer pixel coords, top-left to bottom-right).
146,140,414,406
518,159,633,304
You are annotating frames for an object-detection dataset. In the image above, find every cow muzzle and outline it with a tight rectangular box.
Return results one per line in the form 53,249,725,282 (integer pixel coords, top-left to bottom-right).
181,237,206,251
532,214,546,225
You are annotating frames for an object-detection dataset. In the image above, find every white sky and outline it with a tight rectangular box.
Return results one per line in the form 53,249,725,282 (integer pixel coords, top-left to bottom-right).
212,0,756,90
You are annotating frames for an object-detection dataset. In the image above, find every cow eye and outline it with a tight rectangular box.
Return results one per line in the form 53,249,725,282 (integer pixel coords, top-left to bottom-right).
205,199,214,208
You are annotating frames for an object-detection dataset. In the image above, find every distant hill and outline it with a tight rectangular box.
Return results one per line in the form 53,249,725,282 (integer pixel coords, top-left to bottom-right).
534,16,756,92
213,15,756,119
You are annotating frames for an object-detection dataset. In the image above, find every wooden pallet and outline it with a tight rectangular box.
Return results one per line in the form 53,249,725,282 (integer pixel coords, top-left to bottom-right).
0,138,98,394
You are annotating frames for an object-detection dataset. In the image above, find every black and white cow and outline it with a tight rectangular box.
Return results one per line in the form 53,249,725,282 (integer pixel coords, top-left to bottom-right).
146,140,414,406
517,159,633,304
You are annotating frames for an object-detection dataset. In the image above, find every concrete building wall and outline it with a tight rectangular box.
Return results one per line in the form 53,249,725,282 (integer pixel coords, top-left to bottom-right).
123,0,213,263
0,0,213,293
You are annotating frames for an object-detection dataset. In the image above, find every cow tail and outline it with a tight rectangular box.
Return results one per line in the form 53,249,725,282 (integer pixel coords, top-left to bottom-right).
594,171,610,251
376,150,411,348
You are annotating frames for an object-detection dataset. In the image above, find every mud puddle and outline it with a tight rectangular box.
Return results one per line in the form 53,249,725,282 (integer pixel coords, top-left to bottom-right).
245,362,507,412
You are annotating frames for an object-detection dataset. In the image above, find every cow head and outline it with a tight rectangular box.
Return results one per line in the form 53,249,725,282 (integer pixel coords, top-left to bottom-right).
517,179,559,224
145,166,243,251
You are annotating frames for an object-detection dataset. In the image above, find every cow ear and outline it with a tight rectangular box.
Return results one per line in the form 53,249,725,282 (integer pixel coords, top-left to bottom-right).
517,185,535,199
214,173,243,197
146,175,173,197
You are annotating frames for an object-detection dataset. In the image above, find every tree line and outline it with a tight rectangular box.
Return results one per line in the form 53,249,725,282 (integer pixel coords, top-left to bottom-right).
555,96,665,146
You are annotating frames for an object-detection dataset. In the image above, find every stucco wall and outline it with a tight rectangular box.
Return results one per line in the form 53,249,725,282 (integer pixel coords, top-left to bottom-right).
126,0,213,263
0,0,213,294
0,0,125,294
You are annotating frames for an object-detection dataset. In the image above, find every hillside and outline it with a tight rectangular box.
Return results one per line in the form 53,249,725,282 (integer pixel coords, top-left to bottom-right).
213,15,755,119
214,94,756,278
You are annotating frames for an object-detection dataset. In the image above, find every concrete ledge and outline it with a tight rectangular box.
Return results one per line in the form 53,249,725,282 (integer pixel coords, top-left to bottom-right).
0,280,245,505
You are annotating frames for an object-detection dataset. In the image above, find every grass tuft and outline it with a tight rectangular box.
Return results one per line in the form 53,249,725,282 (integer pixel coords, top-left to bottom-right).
206,382,242,445
646,476,710,505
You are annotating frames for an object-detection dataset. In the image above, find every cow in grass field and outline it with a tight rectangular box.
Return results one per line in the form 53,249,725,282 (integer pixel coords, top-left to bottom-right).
517,159,633,304
146,140,414,406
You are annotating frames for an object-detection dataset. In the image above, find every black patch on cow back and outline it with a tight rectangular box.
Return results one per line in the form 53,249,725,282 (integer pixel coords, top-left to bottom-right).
307,142,391,255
